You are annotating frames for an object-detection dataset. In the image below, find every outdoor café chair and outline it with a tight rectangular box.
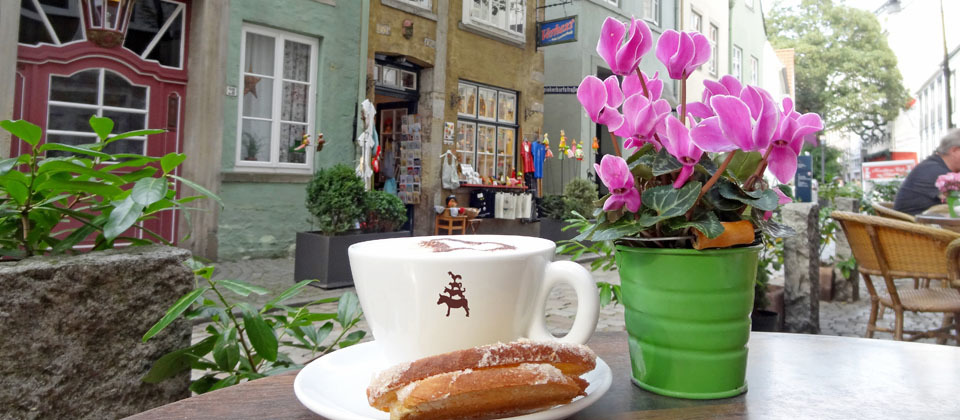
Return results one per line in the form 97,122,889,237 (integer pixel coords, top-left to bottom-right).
832,211,960,344
873,201,916,223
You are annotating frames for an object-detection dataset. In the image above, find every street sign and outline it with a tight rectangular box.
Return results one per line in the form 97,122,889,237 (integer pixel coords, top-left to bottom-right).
537,16,577,47
795,155,813,202
544,85,578,94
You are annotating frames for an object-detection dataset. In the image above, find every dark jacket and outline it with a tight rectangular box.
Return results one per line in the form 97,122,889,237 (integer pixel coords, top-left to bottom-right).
893,154,950,215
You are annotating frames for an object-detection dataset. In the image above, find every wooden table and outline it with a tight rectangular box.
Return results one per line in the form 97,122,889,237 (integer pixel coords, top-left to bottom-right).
127,331,960,419
916,214,960,233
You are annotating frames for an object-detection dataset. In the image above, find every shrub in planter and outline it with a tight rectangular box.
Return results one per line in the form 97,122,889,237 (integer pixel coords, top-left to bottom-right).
562,178,598,220
538,194,566,220
362,190,407,233
305,164,365,236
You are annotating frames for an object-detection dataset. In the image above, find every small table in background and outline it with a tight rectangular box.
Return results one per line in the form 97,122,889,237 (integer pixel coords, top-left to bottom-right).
916,214,960,233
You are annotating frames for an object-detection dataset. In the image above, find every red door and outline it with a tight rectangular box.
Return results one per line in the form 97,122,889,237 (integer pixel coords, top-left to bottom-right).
14,0,189,245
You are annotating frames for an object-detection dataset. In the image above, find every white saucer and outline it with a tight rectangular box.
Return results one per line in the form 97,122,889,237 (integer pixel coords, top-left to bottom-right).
293,341,612,420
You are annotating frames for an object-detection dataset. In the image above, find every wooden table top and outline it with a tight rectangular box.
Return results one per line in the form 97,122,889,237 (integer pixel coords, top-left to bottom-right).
126,331,960,419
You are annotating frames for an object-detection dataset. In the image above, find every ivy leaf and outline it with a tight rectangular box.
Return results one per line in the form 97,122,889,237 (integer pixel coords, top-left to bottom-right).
634,147,683,176
132,177,168,206
664,212,725,239
160,153,186,175
104,196,144,240
243,310,278,362
0,120,42,146
642,181,701,218
719,182,779,211
723,151,763,182
89,115,115,141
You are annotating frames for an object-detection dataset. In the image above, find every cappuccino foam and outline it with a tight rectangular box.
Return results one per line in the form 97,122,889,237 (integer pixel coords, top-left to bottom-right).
349,235,553,258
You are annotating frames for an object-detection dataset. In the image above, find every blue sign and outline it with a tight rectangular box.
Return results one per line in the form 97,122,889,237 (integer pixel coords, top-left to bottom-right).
795,155,813,203
538,16,577,47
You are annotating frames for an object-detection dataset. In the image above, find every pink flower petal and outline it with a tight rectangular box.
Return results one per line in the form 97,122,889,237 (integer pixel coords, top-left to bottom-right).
752,88,780,150
614,18,646,74
577,76,606,121
597,105,625,132
621,72,643,98
603,75,624,108
603,193,626,212
767,145,799,184
720,76,743,97
623,187,642,212
690,117,737,152
686,33,712,74
673,165,695,188
655,30,680,77
687,102,714,119
597,18,627,75
668,32,696,79
661,116,688,159
644,71,663,100
710,95,757,151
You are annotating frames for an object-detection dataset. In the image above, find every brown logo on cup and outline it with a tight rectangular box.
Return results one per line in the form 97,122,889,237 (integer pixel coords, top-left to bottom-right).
437,271,470,317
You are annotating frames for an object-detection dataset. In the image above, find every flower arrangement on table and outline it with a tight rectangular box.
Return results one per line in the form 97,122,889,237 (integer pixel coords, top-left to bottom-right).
936,172,960,217
566,16,824,251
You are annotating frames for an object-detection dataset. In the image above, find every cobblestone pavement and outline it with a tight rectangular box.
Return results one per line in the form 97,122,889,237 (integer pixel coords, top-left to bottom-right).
192,256,952,375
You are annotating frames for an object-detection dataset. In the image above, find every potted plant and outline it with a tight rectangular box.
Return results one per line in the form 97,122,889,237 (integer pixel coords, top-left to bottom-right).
538,178,598,243
241,132,260,161
294,165,410,288
562,16,823,399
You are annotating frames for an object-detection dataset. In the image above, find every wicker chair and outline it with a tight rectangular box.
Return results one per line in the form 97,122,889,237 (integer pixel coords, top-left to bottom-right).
873,201,916,223
832,211,960,344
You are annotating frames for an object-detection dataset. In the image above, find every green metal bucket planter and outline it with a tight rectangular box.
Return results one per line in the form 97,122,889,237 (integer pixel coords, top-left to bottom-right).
616,243,761,399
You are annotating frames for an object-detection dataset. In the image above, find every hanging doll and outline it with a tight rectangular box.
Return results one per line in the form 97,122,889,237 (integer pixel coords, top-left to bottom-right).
356,100,377,190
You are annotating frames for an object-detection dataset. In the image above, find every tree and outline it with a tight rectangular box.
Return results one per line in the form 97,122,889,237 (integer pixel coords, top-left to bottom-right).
766,0,908,146
806,144,845,183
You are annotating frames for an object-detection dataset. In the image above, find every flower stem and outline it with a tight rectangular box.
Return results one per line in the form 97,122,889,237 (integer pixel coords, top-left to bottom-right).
685,151,738,220
680,75,688,125
635,68,666,146
607,128,622,157
745,147,774,191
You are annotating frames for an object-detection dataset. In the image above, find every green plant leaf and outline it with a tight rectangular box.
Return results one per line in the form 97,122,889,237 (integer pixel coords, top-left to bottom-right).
719,182,779,211
213,327,240,371
208,375,239,392
0,157,19,176
312,321,334,346
641,181,701,218
723,151,763,182
189,375,219,395
104,196,144,240
36,179,123,198
338,330,367,348
598,282,612,307
263,279,316,312
37,160,125,184
218,279,270,297
243,310,278,362
141,335,216,383
633,147,683,176
38,143,114,160
142,287,208,342
89,115,114,141
105,129,165,145
169,174,223,208
336,291,361,327
665,212,725,239
132,177,168,206
160,153,186,175
4,178,28,205
0,120,41,146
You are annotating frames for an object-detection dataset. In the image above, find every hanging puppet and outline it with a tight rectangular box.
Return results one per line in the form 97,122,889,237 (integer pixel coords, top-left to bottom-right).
356,100,378,190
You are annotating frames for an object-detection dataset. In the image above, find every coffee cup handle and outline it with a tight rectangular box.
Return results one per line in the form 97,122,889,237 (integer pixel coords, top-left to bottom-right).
526,261,599,344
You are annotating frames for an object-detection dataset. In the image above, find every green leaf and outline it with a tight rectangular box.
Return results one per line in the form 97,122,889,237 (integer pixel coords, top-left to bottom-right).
336,291,361,327
0,120,41,146
37,160,125,184
38,143,113,160
104,196,144,240
589,219,652,241
213,327,240,371
719,182,779,211
723,151,763,182
141,335,216,383
169,174,223,208
665,212,725,239
189,375,219,395
633,147,683,176
160,153,186,175
36,179,123,198
599,283,612,307
704,180,743,211
338,330,367,348
313,321,334,346
208,375,239,392
4,178,28,205
263,279,316,312
611,284,623,306
243,310,278,362
0,157,18,176
131,177,168,206
89,115,114,140
105,129,165,145
142,287,209,342
641,181,701,218
218,279,270,297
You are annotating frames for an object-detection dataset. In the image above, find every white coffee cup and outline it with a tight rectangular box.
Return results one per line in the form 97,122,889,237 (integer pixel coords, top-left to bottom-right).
349,235,600,364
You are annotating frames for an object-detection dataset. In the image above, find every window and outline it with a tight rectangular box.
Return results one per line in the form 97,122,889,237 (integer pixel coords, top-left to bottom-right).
393,0,432,9
690,10,702,33
46,68,148,157
237,25,318,171
19,0,187,69
456,81,517,179
602,0,618,6
750,56,759,85
376,63,418,91
732,46,743,82
462,0,526,43
708,24,719,76
641,0,660,26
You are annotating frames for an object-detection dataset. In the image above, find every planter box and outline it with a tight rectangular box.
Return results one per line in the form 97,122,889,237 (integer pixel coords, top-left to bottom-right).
294,230,411,288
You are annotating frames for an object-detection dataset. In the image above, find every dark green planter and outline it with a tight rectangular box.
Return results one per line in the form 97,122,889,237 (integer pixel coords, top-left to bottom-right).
616,244,760,399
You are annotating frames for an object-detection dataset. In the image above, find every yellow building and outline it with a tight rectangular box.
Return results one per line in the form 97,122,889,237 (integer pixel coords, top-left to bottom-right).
367,0,544,235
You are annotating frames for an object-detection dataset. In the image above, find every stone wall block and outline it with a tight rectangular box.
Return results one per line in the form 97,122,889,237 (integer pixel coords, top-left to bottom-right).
0,246,194,419
831,197,860,302
782,202,821,334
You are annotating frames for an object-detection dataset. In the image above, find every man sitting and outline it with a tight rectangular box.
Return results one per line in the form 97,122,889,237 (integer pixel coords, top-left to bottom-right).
894,129,960,215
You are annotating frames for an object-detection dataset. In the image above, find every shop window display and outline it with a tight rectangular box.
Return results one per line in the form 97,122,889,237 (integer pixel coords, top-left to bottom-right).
456,81,518,180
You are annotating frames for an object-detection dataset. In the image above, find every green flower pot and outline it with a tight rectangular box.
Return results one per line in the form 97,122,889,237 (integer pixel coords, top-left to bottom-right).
616,244,761,399
948,192,960,218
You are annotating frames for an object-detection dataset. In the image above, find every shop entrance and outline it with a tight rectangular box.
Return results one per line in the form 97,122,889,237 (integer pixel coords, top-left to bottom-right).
594,68,616,196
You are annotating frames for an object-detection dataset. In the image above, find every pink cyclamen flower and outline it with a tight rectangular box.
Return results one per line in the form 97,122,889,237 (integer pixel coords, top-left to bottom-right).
655,30,711,80
622,70,663,101
687,75,743,119
688,86,780,154
763,187,793,220
595,154,641,212
597,17,654,76
615,93,671,151
765,97,824,183
659,116,704,188
577,75,625,132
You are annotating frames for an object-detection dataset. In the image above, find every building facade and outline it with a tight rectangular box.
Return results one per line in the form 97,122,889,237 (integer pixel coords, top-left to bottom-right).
2,0,369,260
541,0,678,195
913,46,960,159
366,0,544,235
682,0,728,105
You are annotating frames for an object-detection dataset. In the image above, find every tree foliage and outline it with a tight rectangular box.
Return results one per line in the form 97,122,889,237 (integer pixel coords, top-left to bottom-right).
766,0,908,145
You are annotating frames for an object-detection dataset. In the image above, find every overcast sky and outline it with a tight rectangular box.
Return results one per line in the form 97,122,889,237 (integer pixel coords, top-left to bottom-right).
762,0,960,94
